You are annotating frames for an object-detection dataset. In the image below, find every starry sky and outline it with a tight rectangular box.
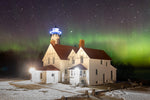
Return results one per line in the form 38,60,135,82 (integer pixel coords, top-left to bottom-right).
0,0,150,67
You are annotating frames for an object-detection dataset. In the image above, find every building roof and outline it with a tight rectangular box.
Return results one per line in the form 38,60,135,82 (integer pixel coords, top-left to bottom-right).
52,44,111,60
69,64,87,70
83,48,112,60
53,44,79,60
36,65,60,71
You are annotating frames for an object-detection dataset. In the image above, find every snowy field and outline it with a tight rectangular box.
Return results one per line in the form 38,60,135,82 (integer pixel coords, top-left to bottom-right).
0,79,150,100
105,88,150,100
0,80,99,100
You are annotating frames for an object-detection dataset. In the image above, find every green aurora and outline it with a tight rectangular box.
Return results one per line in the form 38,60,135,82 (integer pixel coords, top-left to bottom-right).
0,29,150,67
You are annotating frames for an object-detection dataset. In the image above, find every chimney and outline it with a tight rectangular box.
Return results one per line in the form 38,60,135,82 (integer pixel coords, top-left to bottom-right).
79,39,85,48
50,39,55,46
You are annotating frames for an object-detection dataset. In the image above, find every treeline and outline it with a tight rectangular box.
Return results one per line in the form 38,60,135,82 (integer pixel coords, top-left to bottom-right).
0,50,43,78
112,62,135,81
0,50,149,82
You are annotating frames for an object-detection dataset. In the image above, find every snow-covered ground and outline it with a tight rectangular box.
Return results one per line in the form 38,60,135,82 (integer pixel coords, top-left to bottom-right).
105,89,150,100
0,80,150,100
0,80,100,100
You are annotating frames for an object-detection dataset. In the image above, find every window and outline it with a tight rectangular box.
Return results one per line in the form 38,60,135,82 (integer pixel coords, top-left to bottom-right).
65,69,67,75
52,73,54,77
106,62,107,66
96,69,98,75
71,70,73,76
53,57,55,64
74,71,75,76
40,73,42,79
101,60,102,64
80,56,83,63
80,70,82,76
111,71,113,80
81,80,84,83
65,79,67,82
83,71,86,77
84,71,86,74
103,74,105,83
48,57,50,64
96,81,98,84
72,57,75,64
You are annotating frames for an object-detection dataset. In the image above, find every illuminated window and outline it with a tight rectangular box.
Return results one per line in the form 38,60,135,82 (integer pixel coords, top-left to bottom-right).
96,69,98,75
48,57,50,64
80,56,83,63
53,57,55,64
49,28,62,35
72,57,75,64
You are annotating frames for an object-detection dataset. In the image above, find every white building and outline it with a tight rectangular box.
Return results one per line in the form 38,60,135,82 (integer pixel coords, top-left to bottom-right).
30,27,117,85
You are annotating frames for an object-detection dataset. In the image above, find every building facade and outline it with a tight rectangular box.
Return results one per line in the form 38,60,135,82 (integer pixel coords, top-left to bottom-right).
30,27,117,85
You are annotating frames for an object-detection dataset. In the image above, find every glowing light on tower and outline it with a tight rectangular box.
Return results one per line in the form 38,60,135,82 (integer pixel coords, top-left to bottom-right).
49,27,62,35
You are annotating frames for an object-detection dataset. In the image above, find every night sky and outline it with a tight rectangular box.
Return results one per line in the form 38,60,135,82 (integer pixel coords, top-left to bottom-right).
0,0,150,67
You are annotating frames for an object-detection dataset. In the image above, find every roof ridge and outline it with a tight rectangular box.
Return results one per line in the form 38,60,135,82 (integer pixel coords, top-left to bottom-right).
83,47,104,51
54,44,79,49
51,44,111,60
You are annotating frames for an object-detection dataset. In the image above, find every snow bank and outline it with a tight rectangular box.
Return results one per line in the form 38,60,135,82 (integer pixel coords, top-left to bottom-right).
105,90,150,100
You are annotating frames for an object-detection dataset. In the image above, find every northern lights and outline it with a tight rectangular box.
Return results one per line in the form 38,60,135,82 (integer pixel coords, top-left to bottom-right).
1,29,150,67
0,0,150,67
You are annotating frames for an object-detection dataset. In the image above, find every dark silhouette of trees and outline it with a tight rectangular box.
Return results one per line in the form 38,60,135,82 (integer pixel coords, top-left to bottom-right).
0,50,20,77
112,62,135,81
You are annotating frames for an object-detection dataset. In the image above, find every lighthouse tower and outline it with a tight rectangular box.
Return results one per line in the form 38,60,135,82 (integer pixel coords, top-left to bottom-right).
49,27,62,44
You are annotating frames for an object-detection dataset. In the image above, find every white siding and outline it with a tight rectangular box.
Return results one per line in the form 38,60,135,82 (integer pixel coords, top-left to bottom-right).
46,71,59,83
31,71,42,83
89,59,116,85
32,44,117,85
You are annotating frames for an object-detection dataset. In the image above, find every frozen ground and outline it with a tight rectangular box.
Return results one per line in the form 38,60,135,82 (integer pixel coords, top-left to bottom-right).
105,89,150,100
0,80,101,100
0,79,150,100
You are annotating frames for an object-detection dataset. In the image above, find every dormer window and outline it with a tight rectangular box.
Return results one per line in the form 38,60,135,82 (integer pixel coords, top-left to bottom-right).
80,56,83,63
